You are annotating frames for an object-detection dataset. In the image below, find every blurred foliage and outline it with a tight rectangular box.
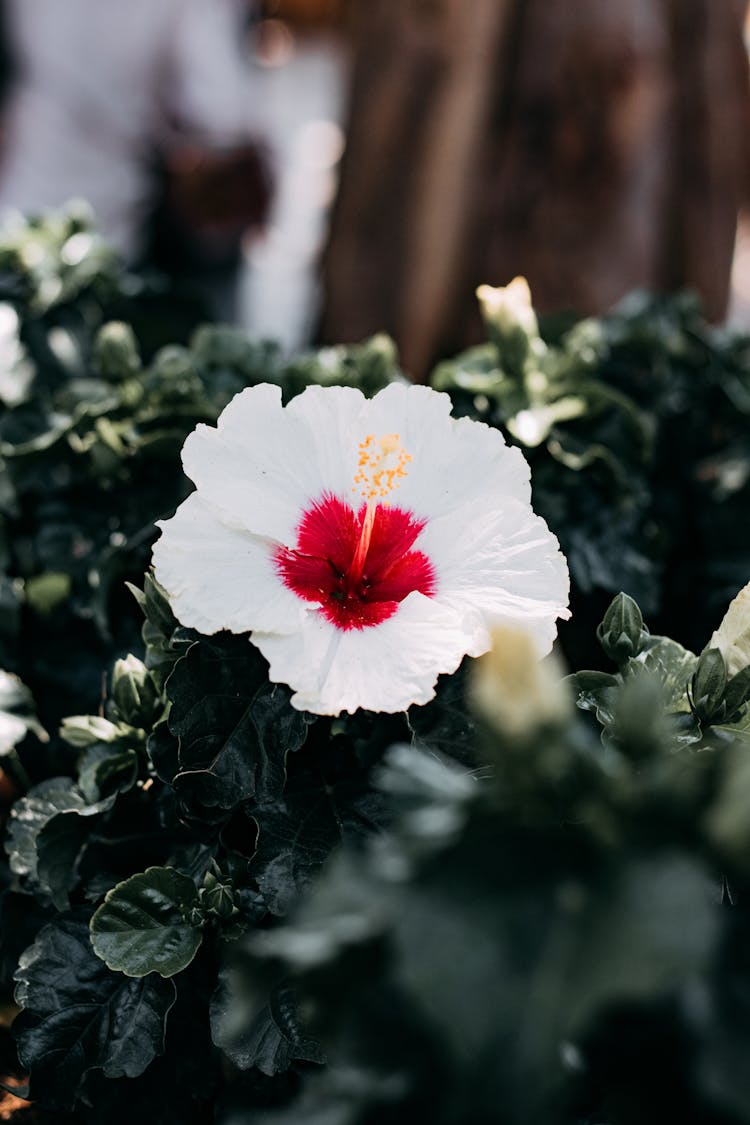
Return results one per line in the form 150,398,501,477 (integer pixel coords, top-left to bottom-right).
5,585,750,1123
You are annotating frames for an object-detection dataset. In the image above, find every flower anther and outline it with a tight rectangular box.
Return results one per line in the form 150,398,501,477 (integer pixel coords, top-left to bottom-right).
153,382,570,715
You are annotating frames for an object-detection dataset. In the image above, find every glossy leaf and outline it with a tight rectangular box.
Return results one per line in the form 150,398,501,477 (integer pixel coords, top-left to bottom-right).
167,636,309,809
13,913,176,1109
251,778,389,916
90,866,202,978
6,777,113,887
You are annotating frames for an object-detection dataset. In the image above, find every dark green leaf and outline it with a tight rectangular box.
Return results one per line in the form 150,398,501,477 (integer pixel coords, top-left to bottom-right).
251,779,389,916
723,665,750,720
13,913,176,1109
90,866,202,978
78,744,139,803
146,718,179,785
569,671,620,730
35,812,90,910
210,969,324,1073
6,777,112,883
167,636,309,809
407,664,476,764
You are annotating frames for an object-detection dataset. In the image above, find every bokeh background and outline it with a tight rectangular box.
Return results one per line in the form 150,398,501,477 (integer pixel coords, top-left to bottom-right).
2,0,750,377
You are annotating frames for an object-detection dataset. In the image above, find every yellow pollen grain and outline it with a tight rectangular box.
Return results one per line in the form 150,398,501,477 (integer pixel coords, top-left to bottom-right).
354,432,412,500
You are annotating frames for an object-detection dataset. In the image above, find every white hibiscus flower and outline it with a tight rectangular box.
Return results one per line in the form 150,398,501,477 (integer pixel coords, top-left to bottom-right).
152,382,570,715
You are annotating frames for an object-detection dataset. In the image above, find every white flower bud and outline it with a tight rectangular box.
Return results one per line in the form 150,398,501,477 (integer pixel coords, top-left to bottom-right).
470,625,571,739
476,277,539,339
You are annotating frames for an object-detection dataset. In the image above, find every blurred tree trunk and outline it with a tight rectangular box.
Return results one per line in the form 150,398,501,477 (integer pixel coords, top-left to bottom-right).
321,0,750,379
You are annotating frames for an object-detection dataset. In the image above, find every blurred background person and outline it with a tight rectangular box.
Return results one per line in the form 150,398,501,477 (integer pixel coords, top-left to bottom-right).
0,0,272,316
1,0,749,369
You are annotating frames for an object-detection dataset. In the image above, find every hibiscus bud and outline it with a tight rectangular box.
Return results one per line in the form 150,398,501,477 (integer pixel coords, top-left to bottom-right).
708,580,750,678
199,872,237,921
597,593,645,664
94,321,140,381
470,626,570,740
191,323,260,370
111,654,160,727
476,277,538,338
689,647,728,724
476,277,540,378
60,714,131,748
150,344,195,383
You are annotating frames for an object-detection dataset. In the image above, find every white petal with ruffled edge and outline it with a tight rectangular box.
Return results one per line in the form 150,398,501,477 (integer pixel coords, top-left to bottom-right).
253,592,473,715
152,493,305,636
420,492,570,657
181,383,369,544
364,383,532,519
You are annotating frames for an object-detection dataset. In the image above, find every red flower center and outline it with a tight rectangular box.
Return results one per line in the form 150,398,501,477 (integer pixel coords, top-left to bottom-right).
274,493,436,631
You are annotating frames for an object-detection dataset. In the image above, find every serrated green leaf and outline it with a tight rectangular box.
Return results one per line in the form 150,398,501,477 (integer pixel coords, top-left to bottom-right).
167,636,308,810
14,913,176,1109
628,635,698,713
78,744,138,803
6,777,112,884
90,866,202,978
251,778,389,916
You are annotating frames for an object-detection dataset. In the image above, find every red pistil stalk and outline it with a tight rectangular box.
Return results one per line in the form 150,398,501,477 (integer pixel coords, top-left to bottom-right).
348,497,377,584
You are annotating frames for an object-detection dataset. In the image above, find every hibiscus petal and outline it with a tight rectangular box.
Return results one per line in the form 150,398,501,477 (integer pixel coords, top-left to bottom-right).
181,383,372,544
364,383,532,520
152,493,307,636
419,495,570,656
253,592,474,715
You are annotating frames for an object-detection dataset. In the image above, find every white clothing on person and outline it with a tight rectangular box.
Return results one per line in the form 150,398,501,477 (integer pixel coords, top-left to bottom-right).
0,0,256,259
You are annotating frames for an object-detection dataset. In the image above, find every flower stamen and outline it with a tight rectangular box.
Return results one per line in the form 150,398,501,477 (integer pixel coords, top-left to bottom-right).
350,433,412,581
353,433,412,501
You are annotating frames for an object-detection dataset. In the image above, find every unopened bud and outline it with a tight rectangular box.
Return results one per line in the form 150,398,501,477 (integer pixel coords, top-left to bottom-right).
470,626,570,740
199,872,237,921
111,654,160,727
94,321,140,381
690,647,728,724
476,277,541,378
476,277,538,338
597,593,645,664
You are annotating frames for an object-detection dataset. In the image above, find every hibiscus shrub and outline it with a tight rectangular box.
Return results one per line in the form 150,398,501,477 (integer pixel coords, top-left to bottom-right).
4,585,750,1123
6,218,750,1123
